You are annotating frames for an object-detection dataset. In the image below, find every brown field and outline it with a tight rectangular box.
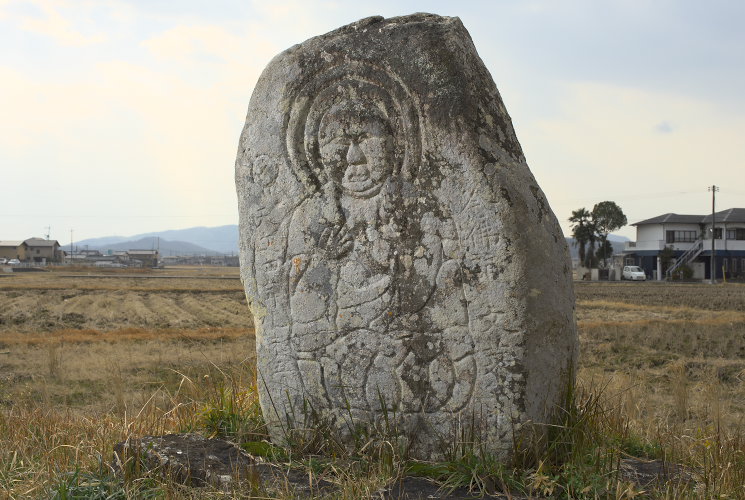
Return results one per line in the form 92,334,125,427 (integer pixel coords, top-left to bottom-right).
576,282,745,439
1,270,744,497
0,267,253,416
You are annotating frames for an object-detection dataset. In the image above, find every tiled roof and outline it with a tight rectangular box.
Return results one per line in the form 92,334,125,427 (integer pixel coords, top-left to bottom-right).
634,208,745,226
0,241,24,247
23,238,60,247
632,213,704,225
702,208,745,223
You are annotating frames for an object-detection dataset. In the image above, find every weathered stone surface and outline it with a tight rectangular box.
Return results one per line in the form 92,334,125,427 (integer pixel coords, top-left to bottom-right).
112,434,256,488
235,13,577,460
112,433,337,495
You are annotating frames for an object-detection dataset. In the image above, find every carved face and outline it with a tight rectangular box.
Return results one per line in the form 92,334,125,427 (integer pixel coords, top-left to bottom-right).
319,100,394,198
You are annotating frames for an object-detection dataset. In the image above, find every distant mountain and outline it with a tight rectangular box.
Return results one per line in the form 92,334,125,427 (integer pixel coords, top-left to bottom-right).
78,237,220,256
130,225,238,254
76,225,239,255
607,234,631,242
71,235,130,247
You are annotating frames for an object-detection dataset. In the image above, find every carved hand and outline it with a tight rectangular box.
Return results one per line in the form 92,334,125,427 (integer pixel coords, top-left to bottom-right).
319,224,354,259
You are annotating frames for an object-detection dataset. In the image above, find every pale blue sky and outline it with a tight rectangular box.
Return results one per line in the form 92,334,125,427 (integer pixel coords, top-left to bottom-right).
1,0,744,241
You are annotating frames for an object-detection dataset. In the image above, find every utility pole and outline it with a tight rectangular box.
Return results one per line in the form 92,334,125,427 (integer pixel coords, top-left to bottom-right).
70,229,74,263
709,185,719,284
44,226,51,240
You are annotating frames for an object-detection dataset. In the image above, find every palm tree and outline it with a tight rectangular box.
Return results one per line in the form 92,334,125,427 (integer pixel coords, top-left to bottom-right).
569,208,594,267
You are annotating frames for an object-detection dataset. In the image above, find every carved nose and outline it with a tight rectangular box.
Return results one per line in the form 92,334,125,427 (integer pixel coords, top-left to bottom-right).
346,142,366,165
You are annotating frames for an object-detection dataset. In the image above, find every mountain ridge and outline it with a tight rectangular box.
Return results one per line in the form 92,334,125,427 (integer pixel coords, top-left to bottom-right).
76,225,238,255
76,225,630,259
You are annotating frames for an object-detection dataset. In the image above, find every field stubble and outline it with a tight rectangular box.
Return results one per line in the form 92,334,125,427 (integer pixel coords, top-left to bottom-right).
0,270,743,497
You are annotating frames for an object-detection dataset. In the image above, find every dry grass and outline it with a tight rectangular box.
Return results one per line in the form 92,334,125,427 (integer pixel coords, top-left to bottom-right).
571,282,745,498
0,352,261,498
0,273,743,497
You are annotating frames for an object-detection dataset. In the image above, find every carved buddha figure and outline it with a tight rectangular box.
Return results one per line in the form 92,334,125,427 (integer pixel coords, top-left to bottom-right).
286,93,474,420
319,99,398,330
286,97,399,346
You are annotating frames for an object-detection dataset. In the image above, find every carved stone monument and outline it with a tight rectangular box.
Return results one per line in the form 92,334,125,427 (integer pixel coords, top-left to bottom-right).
236,13,577,460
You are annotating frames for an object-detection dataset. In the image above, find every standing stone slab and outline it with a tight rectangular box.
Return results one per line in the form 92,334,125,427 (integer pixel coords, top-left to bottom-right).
235,13,577,460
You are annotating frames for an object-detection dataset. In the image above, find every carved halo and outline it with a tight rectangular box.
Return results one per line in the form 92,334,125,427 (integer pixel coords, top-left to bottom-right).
285,60,422,191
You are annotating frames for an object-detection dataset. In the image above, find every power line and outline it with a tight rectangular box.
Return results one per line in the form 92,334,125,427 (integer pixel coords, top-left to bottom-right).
550,190,704,204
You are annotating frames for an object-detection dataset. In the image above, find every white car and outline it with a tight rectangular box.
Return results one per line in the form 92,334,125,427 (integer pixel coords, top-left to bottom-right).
622,266,646,281
7,259,21,266
0,258,6,265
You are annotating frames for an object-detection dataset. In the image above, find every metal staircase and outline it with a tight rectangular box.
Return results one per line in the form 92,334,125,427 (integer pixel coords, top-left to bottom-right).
665,238,704,279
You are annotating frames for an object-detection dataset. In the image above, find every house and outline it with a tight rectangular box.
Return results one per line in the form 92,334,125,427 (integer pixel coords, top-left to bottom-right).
127,249,159,268
0,241,27,261
23,238,62,263
79,249,103,257
623,208,745,280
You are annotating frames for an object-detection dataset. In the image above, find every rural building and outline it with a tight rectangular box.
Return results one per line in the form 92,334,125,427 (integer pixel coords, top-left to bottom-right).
0,241,27,261
623,208,745,280
79,249,103,257
23,238,62,263
127,249,159,268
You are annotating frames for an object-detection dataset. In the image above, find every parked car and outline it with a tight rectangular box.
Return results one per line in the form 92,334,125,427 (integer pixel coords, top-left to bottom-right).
7,259,21,266
622,266,646,281
0,258,6,265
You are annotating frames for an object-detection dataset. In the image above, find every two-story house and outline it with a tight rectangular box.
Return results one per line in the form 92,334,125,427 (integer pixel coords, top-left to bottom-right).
23,238,62,263
623,208,745,280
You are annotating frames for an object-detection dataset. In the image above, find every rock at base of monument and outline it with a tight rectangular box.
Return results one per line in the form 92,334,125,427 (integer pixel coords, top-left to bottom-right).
112,434,257,489
112,433,336,495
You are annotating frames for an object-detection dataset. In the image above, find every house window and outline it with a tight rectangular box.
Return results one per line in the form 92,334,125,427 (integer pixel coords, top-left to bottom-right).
710,228,723,239
666,230,697,243
36,249,40,254
726,228,745,240
732,258,738,273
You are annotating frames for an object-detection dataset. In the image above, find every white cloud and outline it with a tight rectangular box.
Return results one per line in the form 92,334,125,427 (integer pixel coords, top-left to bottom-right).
4,0,106,46
520,82,745,236
144,25,248,65
0,13,286,238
